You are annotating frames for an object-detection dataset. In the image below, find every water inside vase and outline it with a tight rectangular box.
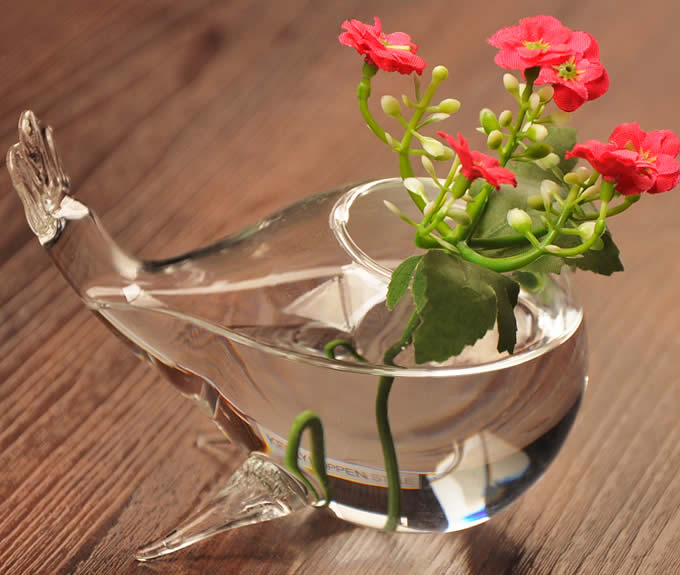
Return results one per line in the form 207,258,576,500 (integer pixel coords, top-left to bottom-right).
93,280,585,532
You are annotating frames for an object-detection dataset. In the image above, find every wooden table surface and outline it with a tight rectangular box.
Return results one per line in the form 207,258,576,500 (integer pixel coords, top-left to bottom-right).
2,2,680,574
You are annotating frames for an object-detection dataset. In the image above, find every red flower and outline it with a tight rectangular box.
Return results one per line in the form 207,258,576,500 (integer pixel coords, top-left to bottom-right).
535,37,609,111
609,123,680,194
339,17,426,75
488,15,592,70
566,123,680,195
437,132,517,189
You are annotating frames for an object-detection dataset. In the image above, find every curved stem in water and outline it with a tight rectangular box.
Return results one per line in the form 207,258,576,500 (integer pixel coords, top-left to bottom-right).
285,411,330,505
324,339,368,363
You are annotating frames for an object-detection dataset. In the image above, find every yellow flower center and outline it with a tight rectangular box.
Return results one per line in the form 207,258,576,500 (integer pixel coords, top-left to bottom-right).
625,141,657,162
523,39,550,51
380,39,412,51
554,58,584,81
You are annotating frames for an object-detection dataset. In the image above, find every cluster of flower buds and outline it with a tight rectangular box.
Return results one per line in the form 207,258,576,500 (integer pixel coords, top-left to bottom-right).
340,14,680,272
478,75,554,162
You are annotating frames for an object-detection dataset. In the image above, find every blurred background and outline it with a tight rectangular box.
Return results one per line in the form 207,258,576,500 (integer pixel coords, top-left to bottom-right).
2,2,680,574
2,1,679,259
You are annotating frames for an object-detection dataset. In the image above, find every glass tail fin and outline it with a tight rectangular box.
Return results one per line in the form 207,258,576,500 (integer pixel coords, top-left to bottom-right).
135,453,310,561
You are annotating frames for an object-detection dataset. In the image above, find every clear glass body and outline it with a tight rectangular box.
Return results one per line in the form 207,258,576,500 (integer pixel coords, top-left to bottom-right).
50,179,585,533
8,110,588,559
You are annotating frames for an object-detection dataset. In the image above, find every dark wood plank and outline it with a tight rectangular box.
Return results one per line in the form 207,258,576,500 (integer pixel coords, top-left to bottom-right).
1,1,680,574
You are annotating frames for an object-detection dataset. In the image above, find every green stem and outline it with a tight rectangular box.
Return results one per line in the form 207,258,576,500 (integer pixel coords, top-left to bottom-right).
398,74,446,179
377,310,421,531
324,339,367,362
455,183,581,272
358,63,388,145
469,228,547,248
546,199,609,257
285,410,331,505
575,196,637,220
451,68,539,244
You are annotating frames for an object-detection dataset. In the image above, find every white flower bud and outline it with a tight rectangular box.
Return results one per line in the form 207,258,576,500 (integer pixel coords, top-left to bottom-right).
541,179,561,208
529,93,541,111
447,207,472,225
480,108,500,134
564,172,580,185
383,200,403,217
487,130,503,150
426,112,451,124
499,110,513,127
564,167,591,186
541,179,561,197
507,208,533,234
432,65,449,82
503,73,519,94
580,181,602,202
575,165,592,182
380,95,401,116
537,85,554,102
384,132,396,148
578,221,597,240
421,156,437,179
544,244,562,254
527,124,548,142
439,145,455,160
422,137,446,159
525,143,552,159
438,98,461,114
537,152,561,169
403,177,426,199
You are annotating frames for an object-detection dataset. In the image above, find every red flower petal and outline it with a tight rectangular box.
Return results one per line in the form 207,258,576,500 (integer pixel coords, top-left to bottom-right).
437,131,516,188
552,84,586,111
609,122,644,149
489,15,578,70
338,17,426,75
580,33,600,60
649,166,680,194
654,154,680,176
586,67,609,100
643,130,680,157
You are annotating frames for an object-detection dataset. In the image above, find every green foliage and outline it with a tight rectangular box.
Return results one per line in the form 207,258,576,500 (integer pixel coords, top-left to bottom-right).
407,251,519,363
563,230,624,275
473,127,578,241
383,127,623,366
469,126,623,276
512,126,579,179
386,255,422,310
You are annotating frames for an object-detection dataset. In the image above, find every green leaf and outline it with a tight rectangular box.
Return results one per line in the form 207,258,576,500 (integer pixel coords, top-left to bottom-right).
510,126,578,181
412,265,427,313
488,271,520,354
472,127,578,242
386,255,422,310
564,230,624,276
412,251,520,364
464,124,623,277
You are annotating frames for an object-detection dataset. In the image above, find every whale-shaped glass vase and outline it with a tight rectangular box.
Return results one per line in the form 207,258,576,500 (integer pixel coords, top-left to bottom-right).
8,111,587,561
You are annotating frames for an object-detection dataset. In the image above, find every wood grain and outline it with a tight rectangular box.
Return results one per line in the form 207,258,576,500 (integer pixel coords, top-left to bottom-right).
1,1,680,574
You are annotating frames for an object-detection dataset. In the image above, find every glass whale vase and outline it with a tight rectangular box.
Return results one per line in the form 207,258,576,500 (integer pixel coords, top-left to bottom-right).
8,111,587,561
